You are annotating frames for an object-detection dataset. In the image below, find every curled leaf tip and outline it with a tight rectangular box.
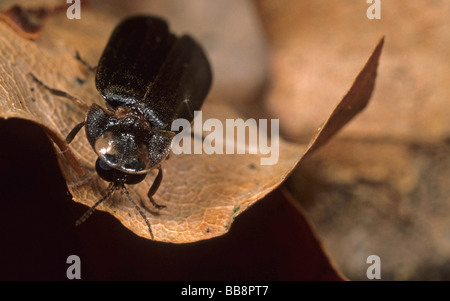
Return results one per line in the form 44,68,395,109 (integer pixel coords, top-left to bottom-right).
301,37,385,161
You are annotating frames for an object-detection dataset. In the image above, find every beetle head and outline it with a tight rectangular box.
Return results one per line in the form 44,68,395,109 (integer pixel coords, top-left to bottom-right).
85,104,174,174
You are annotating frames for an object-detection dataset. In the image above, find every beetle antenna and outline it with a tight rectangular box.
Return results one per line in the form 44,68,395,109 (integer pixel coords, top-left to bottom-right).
121,185,154,240
75,183,115,227
29,73,89,111
75,50,97,72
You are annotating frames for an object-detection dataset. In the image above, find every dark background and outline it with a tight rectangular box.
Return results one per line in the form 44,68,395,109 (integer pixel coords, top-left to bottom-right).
0,119,341,280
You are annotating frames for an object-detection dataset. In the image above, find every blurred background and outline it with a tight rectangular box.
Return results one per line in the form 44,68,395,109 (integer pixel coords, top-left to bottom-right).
256,0,450,280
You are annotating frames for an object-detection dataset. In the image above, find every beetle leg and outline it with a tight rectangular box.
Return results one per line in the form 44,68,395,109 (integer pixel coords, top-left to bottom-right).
75,51,97,72
147,167,166,209
30,73,89,111
65,121,86,144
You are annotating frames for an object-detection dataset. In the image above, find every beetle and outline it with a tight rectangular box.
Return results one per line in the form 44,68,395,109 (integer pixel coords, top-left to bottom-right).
31,15,212,239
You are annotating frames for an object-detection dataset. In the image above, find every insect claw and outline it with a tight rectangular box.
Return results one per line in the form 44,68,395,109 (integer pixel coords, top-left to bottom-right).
150,197,166,209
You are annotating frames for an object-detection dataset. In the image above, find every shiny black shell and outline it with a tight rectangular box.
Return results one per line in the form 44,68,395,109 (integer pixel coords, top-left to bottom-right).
95,15,212,131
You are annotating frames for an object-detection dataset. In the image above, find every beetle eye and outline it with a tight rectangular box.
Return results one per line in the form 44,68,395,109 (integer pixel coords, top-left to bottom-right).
94,131,151,174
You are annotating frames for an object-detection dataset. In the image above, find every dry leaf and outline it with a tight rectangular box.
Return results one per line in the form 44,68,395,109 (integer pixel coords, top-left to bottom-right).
288,138,450,280
258,0,450,280
301,38,384,161
0,123,344,280
0,4,301,242
0,1,383,243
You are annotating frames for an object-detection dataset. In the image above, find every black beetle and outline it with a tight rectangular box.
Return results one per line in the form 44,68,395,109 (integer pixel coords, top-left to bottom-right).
32,16,212,239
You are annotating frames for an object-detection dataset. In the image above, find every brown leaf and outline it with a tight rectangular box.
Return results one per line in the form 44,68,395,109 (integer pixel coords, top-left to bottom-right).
0,123,344,280
288,138,450,280
0,5,303,242
260,0,449,280
0,5,47,39
0,1,382,243
0,0,68,39
301,37,384,161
